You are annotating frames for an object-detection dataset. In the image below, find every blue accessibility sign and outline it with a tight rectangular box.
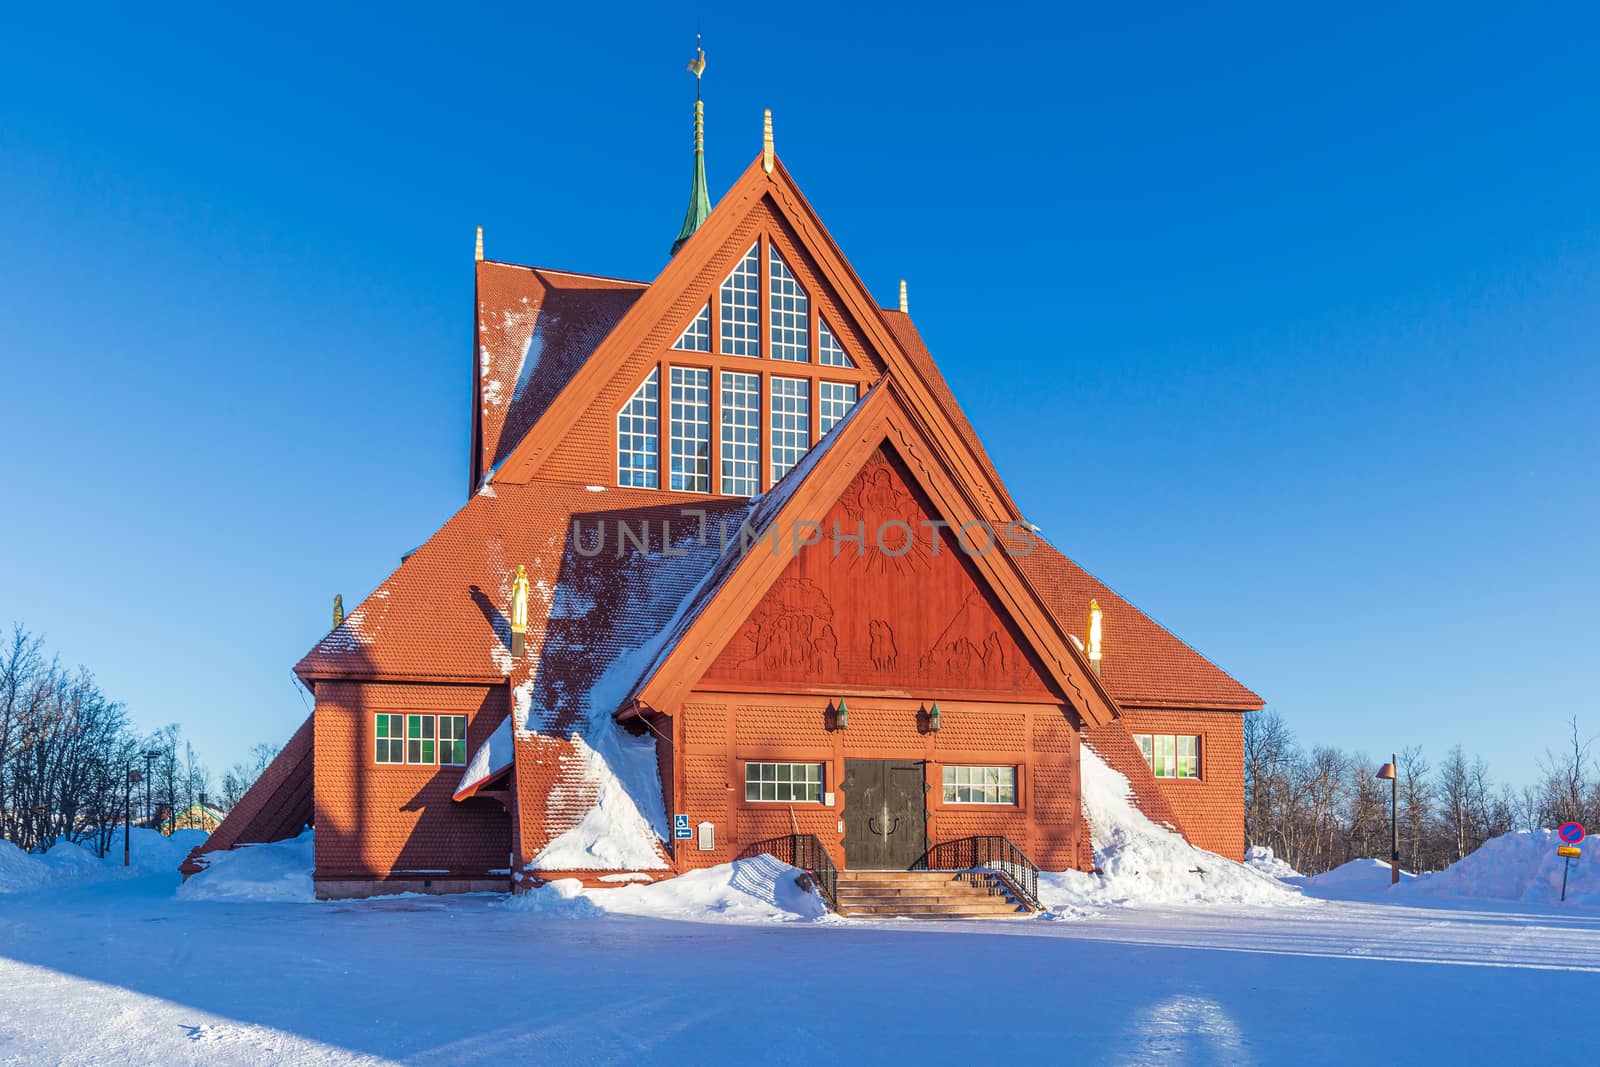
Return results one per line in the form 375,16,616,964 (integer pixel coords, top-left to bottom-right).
1558,821,1585,845
674,814,692,840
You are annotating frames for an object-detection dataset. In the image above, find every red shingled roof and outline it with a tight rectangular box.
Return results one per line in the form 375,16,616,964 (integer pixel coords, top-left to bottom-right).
180,714,314,877
475,262,646,488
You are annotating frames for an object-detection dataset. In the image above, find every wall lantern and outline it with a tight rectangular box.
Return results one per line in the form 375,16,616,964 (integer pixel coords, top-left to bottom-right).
832,699,849,731
927,701,942,733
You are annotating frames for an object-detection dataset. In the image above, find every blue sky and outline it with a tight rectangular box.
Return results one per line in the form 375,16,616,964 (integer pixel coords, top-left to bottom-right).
1,3,1596,787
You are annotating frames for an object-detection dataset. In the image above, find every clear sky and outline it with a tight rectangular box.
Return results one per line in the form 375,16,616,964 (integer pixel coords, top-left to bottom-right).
1,4,1596,788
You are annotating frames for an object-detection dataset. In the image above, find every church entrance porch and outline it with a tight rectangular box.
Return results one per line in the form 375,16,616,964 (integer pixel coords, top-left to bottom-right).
841,759,928,870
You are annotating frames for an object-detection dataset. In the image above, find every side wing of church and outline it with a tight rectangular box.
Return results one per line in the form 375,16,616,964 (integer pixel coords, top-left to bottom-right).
183,113,1263,903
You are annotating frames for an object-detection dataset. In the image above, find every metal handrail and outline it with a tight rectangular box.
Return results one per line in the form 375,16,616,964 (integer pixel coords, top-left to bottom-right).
913,835,1042,912
738,833,839,911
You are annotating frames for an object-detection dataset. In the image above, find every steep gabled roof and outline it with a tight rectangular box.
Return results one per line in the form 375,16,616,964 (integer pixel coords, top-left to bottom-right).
624,377,1124,728
473,262,646,492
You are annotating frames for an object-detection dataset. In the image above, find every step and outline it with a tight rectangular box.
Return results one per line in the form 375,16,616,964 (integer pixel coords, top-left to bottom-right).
838,903,1029,917
837,884,1008,897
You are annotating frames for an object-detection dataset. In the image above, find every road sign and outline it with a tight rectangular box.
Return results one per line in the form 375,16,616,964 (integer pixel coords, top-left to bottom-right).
673,814,692,840
1558,845,1582,859
1557,821,1586,845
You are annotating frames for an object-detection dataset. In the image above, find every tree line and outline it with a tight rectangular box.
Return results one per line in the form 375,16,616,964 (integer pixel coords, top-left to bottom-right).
0,623,277,856
1244,709,1600,875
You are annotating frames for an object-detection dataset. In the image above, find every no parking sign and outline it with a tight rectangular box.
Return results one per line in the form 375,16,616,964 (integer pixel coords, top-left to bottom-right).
1558,821,1585,845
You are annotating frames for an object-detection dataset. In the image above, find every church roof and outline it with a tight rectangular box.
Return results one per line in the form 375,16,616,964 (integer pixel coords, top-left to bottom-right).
474,262,646,490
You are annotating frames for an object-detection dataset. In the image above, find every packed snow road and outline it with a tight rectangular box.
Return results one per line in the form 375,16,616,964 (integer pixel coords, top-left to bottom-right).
1,871,1596,1066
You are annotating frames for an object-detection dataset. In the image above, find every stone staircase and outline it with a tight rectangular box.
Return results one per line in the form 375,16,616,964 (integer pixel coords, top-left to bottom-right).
834,870,1034,919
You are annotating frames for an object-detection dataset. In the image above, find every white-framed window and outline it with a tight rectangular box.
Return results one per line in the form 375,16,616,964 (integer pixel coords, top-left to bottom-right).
375,714,404,764
768,246,809,362
942,765,1017,804
720,371,760,496
406,714,436,765
744,761,824,802
439,715,468,767
669,366,711,492
818,381,858,436
720,243,761,357
769,376,810,483
1134,734,1200,779
672,303,712,352
617,368,660,488
818,317,855,368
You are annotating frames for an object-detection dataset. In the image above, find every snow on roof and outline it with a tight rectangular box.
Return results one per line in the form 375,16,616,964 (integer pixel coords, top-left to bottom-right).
453,716,513,800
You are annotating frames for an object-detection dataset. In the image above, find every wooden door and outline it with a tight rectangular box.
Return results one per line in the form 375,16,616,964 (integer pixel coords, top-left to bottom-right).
842,759,927,869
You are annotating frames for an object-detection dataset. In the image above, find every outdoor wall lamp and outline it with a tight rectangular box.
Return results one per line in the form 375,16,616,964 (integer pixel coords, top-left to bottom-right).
927,701,941,732
831,699,848,731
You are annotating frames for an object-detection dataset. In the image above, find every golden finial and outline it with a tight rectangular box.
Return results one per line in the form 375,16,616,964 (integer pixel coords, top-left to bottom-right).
687,46,706,80
474,226,483,262
1086,599,1104,674
331,594,344,629
762,109,774,173
509,564,529,659
898,279,908,314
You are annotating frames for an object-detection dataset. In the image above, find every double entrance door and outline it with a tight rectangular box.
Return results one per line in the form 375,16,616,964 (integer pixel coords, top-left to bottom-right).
842,759,928,870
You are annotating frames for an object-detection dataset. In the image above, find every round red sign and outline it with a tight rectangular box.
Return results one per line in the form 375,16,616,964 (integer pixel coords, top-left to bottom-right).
1557,821,1585,845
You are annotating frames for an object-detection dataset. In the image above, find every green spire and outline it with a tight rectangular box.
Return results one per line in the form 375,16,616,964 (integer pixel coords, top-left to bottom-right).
671,45,710,256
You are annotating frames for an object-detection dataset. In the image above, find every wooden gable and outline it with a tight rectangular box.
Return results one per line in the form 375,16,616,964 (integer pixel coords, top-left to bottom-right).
490,155,1020,521
701,446,1059,702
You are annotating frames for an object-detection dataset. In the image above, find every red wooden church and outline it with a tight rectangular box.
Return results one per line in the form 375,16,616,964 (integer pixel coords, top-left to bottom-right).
185,72,1262,908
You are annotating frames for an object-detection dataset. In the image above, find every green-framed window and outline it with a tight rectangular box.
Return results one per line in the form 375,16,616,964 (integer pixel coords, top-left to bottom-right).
1134,734,1201,779
439,715,468,767
744,762,823,803
406,714,435,765
375,714,404,764
941,765,1017,805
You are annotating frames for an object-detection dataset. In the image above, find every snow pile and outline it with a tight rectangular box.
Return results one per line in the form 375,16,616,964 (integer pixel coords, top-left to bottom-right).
1403,829,1597,907
533,733,670,870
1245,845,1303,880
1299,857,1414,897
179,831,316,903
1,828,210,893
1038,748,1304,913
506,857,828,923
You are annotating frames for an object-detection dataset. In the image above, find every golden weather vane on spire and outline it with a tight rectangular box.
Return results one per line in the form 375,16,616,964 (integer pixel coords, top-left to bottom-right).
672,28,712,255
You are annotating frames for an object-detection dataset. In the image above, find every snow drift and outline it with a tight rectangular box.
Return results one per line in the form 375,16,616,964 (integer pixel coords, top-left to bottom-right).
178,831,316,902
1245,845,1302,879
1038,747,1304,914
1403,829,1597,907
506,855,829,923
0,828,207,894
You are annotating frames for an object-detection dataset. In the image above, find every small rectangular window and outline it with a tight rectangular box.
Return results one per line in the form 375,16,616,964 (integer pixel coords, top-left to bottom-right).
439,715,468,767
1136,734,1200,779
743,762,824,803
407,714,436,765
375,714,405,764
941,765,1017,805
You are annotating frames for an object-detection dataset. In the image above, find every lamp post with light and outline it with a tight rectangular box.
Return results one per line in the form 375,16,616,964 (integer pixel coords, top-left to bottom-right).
1376,754,1399,885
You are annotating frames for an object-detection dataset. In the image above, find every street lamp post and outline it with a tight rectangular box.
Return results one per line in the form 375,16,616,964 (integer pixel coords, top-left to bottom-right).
124,767,142,867
141,750,159,828
1376,755,1399,885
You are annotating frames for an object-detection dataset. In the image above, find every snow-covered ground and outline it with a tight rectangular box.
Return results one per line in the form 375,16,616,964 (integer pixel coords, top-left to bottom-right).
3,775,1596,1065
2,860,1597,1065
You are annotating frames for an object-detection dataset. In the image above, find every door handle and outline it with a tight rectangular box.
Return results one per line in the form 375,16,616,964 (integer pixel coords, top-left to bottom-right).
869,816,900,838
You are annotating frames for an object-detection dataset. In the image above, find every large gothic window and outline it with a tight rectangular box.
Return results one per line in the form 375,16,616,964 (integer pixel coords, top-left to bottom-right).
672,303,711,352
769,376,810,483
817,317,855,368
616,368,660,488
719,371,761,496
719,244,761,357
668,367,711,492
768,246,809,362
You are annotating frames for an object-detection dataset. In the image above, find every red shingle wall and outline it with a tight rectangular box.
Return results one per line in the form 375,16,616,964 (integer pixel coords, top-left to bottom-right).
674,693,1089,874
1117,709,1245,861
312,682,512,879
